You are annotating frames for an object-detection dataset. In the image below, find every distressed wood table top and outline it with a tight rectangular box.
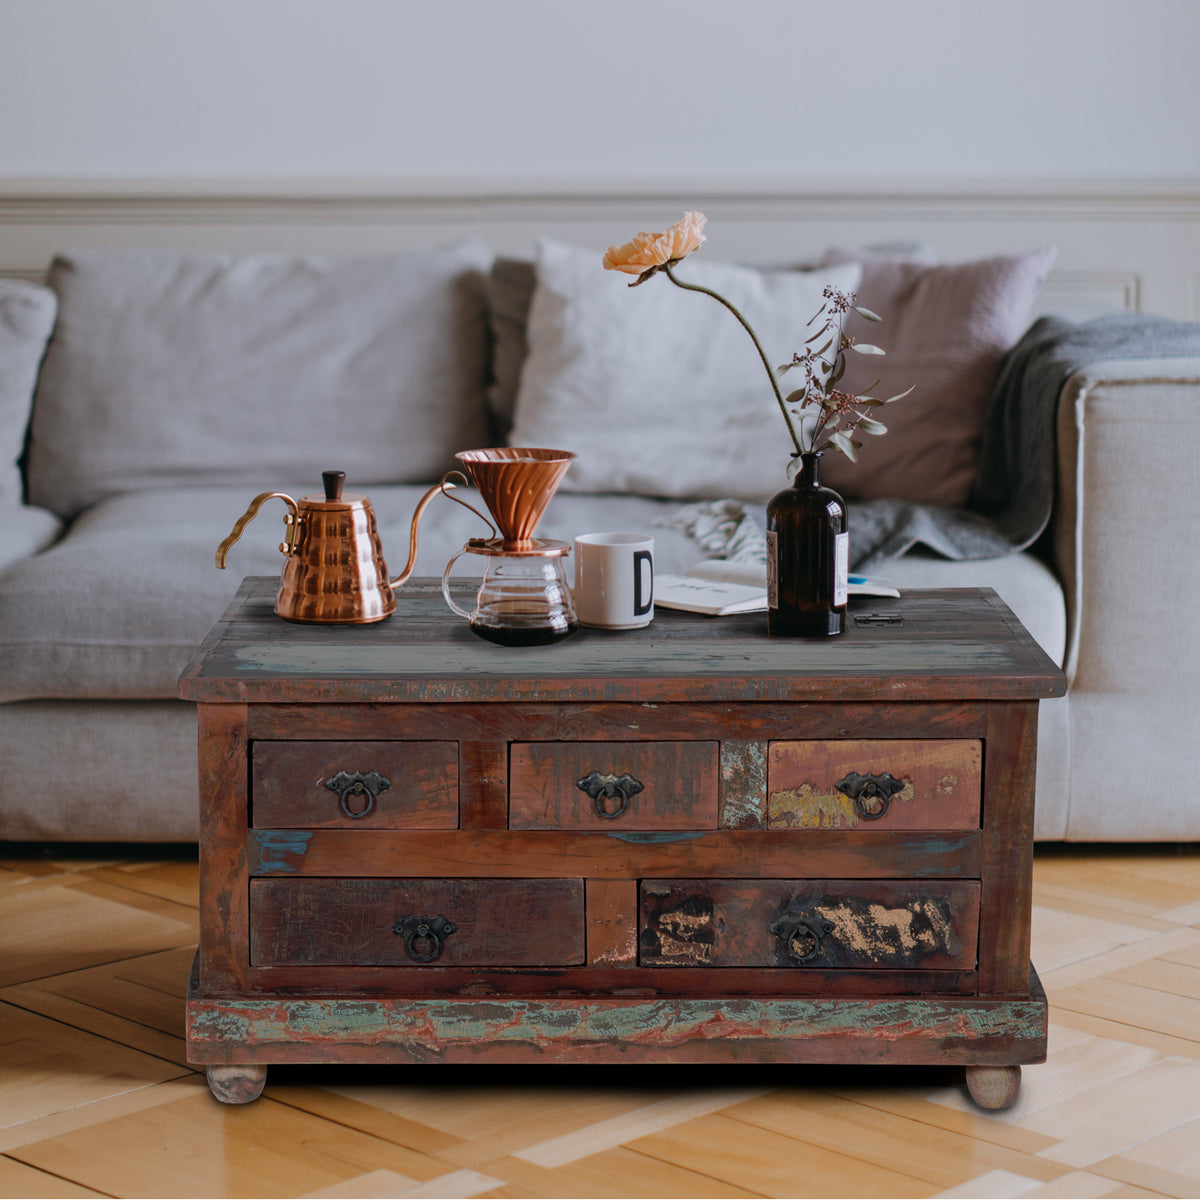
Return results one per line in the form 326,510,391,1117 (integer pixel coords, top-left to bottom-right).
179,578,1067,705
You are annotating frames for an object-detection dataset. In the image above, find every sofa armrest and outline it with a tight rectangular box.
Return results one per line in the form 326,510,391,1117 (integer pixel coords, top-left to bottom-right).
1051,355,1200,837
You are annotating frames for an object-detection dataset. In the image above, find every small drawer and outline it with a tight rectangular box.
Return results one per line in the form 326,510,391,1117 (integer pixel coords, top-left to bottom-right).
767,740,981,830
639,878,980,970
250,878,585,966
251,741,458,829
509,741,719,829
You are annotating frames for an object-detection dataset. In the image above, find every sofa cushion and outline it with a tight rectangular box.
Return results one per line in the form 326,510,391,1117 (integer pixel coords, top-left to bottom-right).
0,504,63,574
0,279,57,505
508,238,861,502
25,245,494,521
817,245,1057,507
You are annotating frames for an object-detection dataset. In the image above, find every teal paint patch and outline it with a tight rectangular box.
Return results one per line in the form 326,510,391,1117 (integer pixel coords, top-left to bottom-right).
253,830,312,873
609,831,708,844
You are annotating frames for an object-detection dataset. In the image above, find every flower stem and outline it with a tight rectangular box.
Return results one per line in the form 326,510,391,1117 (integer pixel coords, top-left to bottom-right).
662,263,803,455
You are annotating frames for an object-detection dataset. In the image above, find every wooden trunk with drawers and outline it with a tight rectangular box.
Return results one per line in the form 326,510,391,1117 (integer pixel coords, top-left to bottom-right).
179,578,1066,1108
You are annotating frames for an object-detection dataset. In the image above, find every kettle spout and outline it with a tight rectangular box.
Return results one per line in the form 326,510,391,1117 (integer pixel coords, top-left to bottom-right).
390,478,459,588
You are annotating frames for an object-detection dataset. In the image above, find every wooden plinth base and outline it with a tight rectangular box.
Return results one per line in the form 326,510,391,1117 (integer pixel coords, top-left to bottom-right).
187,958,1044,1108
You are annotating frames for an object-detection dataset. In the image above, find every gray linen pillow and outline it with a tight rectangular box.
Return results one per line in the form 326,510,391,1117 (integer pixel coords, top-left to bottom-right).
0,279,57,505
26,244,494,520
817,245,1056,507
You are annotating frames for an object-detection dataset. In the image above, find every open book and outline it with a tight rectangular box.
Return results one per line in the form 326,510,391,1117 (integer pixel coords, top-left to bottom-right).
653,559,899,616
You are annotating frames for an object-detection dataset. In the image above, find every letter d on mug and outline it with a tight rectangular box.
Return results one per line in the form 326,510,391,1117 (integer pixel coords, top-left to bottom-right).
573,533,654,629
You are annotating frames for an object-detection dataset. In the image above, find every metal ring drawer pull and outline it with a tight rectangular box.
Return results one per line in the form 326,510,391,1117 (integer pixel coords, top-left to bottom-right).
834,770,905,821
392,914,457,962
324,770,391,819
575,771,645,820
770,916,836,964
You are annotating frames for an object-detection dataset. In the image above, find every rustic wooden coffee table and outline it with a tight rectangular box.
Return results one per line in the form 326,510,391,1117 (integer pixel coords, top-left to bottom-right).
180,578,1065,1108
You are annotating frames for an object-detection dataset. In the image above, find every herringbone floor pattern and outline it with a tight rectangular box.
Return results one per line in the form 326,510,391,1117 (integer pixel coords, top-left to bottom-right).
1,844,1198,1199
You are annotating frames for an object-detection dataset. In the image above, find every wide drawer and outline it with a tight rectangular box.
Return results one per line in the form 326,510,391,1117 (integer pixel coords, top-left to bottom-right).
251,740,458,829
509,741,719,829
767,740,981,830
249,878,585,966
639,879,980,970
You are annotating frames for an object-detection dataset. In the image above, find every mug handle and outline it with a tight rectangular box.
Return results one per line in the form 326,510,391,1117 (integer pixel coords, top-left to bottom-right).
441,551,473,620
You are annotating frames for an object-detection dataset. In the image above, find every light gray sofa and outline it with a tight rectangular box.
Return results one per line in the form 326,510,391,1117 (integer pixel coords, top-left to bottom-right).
1,240,1197,844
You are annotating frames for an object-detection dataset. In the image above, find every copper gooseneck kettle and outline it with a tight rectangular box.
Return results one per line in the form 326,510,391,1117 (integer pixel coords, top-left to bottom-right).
216,469,451,624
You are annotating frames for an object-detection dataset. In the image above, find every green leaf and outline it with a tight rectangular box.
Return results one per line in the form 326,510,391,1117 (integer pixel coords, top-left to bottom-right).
884,384,915,402
777,361,795,374
854,305,882,322
830,356,847,387
858,417,888,435
856,397,883,407
851,343,885,356
829,431,859,461
784,387,808,406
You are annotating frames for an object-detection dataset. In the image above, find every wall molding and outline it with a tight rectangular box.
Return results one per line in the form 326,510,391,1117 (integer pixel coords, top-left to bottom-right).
2,178,1198,319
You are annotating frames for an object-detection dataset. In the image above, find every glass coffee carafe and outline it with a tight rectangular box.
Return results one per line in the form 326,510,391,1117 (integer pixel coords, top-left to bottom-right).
440,448,579,647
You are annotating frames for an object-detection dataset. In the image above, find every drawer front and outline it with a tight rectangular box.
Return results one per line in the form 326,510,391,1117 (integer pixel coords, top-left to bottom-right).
250,878,584,966
252,741,458,829
509,741,719,829
639,879,980,970
767,740,981,830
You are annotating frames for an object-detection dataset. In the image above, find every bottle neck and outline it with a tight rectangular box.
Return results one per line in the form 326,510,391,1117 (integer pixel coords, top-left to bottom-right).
796,451,822,488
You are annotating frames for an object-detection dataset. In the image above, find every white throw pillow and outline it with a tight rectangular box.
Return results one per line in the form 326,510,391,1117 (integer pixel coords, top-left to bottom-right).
509,239,862,502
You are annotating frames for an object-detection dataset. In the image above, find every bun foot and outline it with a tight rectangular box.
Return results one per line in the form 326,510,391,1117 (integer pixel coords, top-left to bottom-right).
965,1064,1021,1110
205,1063,267,1104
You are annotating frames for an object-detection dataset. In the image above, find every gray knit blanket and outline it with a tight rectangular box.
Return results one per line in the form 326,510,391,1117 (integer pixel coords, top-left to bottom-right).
663,313,1200,572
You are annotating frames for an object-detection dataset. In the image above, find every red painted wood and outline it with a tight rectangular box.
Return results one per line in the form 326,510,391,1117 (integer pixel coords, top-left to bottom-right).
586,879,639,967
251,740,457,829
766,739,981,830
249,878,585,967
509,741,719,829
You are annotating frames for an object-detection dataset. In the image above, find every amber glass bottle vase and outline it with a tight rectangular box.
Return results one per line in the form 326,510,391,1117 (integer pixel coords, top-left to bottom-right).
766,451,848,637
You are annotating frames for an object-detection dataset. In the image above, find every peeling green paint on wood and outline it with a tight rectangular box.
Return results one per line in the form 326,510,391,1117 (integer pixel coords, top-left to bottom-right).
188,991,1047,1055
720,740,767,829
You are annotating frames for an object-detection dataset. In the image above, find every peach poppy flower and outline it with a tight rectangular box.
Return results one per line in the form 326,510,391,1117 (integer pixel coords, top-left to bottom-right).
602,211,707,277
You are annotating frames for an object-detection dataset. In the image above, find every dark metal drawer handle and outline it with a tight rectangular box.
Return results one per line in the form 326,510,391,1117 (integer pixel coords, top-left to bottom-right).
325,769,391,819
835,770,905,821
770,916,836,964
393,914,457,962
576,771,644,820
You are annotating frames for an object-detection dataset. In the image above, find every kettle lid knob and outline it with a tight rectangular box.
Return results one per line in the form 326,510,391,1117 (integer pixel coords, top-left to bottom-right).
322,470,346,502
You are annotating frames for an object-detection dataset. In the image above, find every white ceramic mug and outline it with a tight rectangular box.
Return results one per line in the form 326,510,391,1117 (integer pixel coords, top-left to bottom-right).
573,533,654,629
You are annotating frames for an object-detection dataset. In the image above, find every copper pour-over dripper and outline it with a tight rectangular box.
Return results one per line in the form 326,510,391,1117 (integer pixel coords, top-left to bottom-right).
440,448,579,646
453,448,576,550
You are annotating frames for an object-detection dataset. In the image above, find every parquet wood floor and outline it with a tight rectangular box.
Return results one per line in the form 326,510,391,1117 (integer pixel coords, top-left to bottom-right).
1,843,1198,1199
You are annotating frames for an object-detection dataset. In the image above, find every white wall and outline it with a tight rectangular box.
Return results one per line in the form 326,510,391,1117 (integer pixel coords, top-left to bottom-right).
1,0,1198,181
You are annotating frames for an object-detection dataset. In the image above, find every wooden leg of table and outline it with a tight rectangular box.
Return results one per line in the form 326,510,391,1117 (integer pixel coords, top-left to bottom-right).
205,1064,267,1104
965,1064,1021,1110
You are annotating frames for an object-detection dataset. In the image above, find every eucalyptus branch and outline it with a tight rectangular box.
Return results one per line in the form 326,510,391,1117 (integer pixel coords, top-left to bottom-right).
662,263,803,455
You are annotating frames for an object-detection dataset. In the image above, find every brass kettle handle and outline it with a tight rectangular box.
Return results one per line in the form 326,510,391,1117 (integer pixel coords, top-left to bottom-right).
215,491,300,568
